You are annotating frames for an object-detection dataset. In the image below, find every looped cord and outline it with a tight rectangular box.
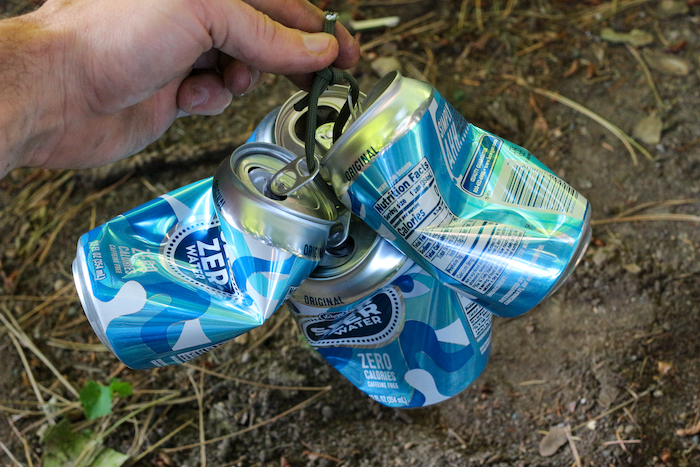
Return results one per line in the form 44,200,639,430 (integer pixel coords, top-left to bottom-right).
295,12,361,171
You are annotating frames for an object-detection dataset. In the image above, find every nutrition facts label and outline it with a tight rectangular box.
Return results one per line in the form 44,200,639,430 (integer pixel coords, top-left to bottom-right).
459,296,492,344
373,158,524,295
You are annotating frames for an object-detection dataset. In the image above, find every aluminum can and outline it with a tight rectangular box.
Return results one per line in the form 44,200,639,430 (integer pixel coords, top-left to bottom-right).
287,217,492,408
212,142,338,314
322,71,591,318
246,106,280,144
73,144,337,370
275,85,363,157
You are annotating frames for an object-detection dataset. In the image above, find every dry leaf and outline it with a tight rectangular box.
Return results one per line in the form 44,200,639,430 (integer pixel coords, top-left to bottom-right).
623,263,643,274
633,114,663,145
642,49,691,76
600,28,654,47
539,426,568,457
657,361,673,375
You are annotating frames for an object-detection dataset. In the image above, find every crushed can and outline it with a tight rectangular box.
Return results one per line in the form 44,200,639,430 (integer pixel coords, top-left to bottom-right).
274,85,363,158
73,143,337,369
287,216,492,408
321,71,591,318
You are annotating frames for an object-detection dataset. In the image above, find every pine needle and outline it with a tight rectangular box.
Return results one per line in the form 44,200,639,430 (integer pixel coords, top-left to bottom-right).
530,87,653,165
0,306,79,399
625,44,665,111
162,387,332,453
183,363,332,392
592,214,700,225
129,420,195,464
8,333,54,425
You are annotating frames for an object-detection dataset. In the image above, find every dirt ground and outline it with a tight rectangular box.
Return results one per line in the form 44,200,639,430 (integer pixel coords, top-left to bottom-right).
2,0,700,466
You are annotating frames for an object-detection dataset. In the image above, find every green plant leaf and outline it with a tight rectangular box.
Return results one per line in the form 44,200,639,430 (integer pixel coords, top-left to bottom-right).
79,380,113,420
43,419,129,467
79,379,133,420
108,378,133,398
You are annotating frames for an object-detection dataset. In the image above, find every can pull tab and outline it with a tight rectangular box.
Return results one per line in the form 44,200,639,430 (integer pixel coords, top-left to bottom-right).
315,122,335,155
326,208,352,249
269,154,321,197
347,91,363,124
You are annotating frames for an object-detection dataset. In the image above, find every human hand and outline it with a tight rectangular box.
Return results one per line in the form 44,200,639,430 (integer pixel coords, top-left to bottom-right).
0,0,360,176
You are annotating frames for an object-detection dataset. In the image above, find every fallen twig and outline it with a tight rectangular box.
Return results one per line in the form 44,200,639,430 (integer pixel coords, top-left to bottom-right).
565,425,582,467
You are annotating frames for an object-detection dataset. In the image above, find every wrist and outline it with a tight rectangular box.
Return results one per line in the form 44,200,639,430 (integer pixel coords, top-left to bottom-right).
0,14,68,177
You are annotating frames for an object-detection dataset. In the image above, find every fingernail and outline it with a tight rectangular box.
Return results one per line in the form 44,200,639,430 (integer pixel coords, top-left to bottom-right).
191,86,208,108
303,33,332,53
243,67,260,95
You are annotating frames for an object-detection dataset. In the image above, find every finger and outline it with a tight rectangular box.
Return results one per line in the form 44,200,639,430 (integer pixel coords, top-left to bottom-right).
193,49,220,70
220,59,266,96
285,73,316,92
241,0,360,69
176,72,233,115
204,0,340,75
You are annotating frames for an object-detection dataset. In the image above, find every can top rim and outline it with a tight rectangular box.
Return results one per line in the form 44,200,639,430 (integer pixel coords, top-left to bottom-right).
228,142,337,224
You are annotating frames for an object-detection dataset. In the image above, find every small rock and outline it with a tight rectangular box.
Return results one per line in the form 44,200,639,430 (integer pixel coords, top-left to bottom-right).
642,49,691,76
633,114,663,145
321,405,334,421
539,426,568,457
653,389,664,398
623,263,643,274
600,28,654,47
371,56,403,78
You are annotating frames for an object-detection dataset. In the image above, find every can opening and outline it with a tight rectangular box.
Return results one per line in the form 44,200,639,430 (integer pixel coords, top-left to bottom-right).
293,106,339,142
325,235,355,258
247,167,287,201
361,70,399,111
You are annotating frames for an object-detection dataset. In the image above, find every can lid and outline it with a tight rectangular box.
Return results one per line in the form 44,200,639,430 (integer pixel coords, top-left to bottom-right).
213,143,337,258
275,85,363,158
293,217,407,303
321,71,434,197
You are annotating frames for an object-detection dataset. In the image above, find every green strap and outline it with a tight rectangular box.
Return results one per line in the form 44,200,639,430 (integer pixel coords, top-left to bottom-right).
296,12,360,170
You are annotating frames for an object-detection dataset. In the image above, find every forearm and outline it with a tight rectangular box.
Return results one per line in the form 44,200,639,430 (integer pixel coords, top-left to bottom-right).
0,14,66,178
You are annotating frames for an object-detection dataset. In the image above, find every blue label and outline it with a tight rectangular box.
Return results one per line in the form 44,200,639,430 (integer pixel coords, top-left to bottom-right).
461,135,501,196
75,177,317,369
289,261,492,408
331,88,591,318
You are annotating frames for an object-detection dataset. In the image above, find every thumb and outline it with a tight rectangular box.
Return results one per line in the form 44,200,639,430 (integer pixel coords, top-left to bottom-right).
204,0,339,75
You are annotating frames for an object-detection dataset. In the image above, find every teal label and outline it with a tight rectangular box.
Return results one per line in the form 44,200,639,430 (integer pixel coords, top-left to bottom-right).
461,135,501,196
